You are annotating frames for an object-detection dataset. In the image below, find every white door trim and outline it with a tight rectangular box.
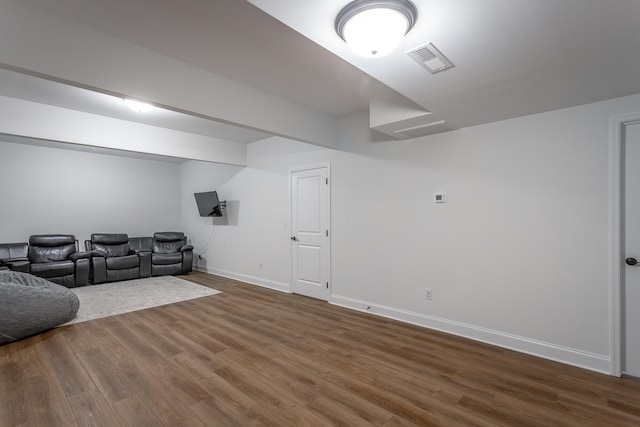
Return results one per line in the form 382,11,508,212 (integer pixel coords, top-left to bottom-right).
289,163,331,298
609,112,640,376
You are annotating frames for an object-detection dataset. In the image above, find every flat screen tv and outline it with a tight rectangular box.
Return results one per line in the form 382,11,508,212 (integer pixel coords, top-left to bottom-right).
194,191,223,217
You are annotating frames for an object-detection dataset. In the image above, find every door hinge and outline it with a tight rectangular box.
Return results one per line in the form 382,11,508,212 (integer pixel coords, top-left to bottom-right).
326,230,329,237
325,178,328,185
326,282,329,289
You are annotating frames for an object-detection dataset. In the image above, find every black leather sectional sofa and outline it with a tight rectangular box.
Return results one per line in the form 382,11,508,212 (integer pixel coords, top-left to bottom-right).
0,232,193,288
86,232,193,284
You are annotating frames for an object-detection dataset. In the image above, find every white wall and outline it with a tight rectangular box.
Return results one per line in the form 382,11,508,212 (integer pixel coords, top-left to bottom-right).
180,140,330,291
0,140,181,245
331,107,611,370
180,93,640,373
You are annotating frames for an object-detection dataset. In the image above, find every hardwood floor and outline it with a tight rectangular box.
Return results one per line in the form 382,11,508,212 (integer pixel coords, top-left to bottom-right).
1,271,639,426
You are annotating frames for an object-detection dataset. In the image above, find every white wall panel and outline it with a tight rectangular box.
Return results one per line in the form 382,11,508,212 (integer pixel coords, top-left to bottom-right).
0,140,180,245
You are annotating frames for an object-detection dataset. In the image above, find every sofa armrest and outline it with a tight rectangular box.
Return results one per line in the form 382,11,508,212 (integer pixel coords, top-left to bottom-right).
181,250,193,274
179,244,194,252
138,251,152,278
75,257,90,286
90,250,108,258
70,251,92,261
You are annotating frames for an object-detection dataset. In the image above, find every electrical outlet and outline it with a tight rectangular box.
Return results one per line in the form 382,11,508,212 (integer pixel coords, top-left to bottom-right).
425,288,433,300
433,192,446,203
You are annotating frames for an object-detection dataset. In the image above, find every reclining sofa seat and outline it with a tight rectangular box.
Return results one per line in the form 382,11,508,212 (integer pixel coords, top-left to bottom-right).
0,242,30,272
85,233,142,284
152,232,194,276
129,232,193,277
28,234,90,287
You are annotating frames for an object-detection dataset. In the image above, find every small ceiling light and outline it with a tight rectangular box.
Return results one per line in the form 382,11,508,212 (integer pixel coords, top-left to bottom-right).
335,0,417,58
123,98,153,113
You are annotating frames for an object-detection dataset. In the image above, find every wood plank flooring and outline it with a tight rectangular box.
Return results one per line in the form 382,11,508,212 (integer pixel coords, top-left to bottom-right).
1,271,639,426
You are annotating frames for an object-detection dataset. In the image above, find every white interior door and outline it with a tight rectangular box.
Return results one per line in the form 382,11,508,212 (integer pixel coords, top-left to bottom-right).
623,123,640,377
291,165,330,301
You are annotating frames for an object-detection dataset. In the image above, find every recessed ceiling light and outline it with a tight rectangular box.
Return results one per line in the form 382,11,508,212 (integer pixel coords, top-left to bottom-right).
123,98,153,113
335,0,418,58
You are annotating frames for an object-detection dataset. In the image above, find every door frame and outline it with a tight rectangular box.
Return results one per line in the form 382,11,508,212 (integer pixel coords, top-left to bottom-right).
609,112,640,376
289,163,331,299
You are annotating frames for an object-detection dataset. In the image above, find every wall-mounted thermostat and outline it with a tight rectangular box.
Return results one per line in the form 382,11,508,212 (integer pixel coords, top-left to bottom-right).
433,192,447,203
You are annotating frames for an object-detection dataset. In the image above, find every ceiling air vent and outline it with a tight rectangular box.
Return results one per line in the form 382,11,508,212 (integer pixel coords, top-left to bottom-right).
407,42,454,74
392,120,456,138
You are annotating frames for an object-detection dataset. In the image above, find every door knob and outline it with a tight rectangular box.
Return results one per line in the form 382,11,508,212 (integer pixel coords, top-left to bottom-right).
291,236,298,241
626,257,638,266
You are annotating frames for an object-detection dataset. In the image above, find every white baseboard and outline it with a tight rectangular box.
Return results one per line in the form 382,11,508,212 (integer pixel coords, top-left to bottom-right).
330,294,611,375
194,265,291,294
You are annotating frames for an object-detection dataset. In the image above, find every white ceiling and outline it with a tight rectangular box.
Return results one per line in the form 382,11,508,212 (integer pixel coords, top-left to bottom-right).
19,0,374,116
5,0,640,143
251,0,640,127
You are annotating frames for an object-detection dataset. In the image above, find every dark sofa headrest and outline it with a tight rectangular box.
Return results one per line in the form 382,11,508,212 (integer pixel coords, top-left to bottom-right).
154,232,185,242
29,234,76,247
0,242,29,259
91,233,129,245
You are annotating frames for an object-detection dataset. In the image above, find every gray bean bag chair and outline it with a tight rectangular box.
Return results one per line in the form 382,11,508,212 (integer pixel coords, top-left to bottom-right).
0,270,79,344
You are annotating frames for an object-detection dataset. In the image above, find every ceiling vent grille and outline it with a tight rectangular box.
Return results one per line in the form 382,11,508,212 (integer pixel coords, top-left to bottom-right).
392,120,456,138
407,43,454,74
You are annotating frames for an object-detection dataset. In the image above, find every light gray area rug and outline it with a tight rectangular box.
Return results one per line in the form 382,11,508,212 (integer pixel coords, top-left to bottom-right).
63,276,220,325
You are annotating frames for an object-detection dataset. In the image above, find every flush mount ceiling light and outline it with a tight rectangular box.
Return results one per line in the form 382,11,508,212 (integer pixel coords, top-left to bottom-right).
123,98,153,113
335,0,417,58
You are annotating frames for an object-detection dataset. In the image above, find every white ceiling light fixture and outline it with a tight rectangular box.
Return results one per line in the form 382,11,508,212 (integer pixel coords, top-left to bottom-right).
335,0,417,58
123,98,154,113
